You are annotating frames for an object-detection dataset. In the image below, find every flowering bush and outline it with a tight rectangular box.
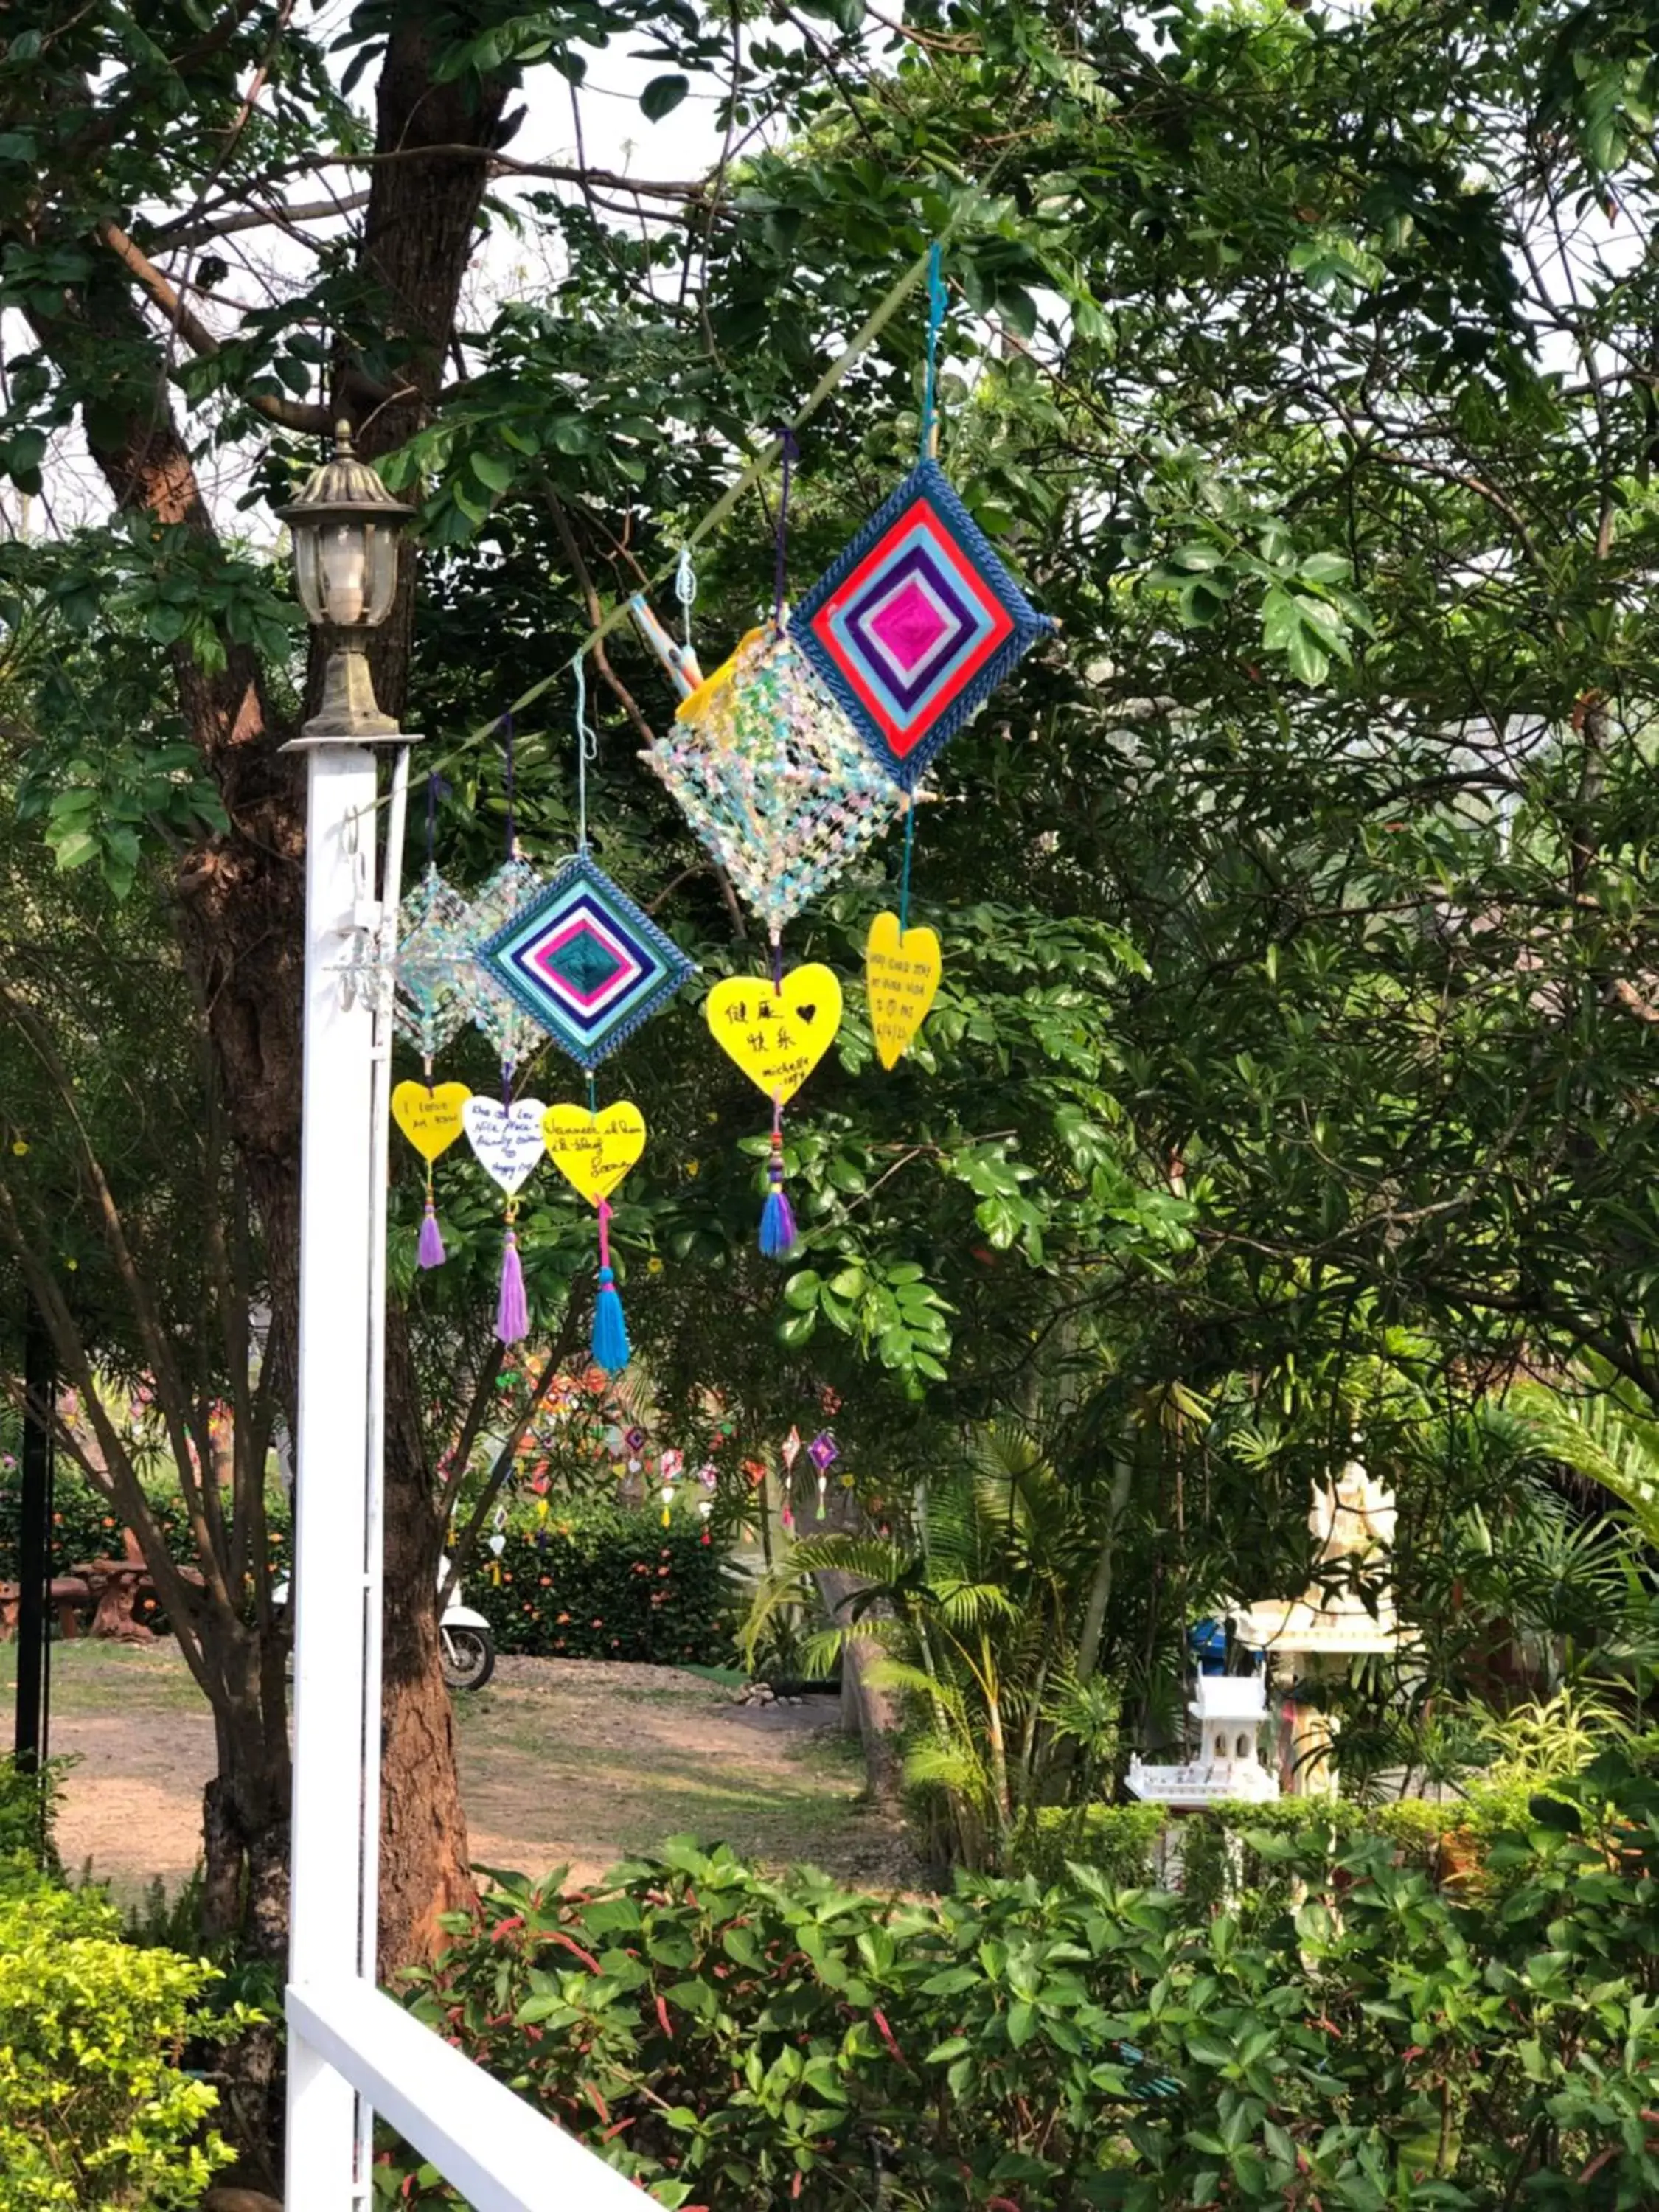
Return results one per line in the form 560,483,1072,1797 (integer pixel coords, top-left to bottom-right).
0,1470,291,1632
0,1475,735,1666
469,1504,737,1666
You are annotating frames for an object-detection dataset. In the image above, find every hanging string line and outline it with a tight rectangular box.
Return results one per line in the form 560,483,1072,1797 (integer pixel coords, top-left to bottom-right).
898,799,917,932
918,239,947,462
400,238,948,796
675,544,697,650
573,653,597,850
425,768,447,870
772,426,799,628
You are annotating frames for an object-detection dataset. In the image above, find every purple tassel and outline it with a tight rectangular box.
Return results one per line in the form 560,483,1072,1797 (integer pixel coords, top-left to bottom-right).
417,1199,445,1270
759,1141,798,1259
495,1226,528,1343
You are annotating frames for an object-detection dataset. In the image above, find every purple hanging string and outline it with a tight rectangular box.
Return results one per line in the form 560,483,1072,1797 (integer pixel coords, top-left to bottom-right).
773,428,799,629
498,716,515,1107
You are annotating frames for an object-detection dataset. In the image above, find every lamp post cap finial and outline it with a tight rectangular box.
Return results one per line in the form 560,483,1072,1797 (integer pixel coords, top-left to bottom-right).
334,417,355,452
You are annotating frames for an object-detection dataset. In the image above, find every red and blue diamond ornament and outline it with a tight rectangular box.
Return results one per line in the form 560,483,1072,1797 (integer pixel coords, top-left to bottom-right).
793,456,1053,793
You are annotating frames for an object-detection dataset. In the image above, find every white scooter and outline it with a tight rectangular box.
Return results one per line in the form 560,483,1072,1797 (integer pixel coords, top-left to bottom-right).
274,1561,495,1693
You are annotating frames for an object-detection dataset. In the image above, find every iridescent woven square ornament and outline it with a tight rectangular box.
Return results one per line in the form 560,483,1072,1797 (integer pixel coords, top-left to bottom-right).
391,865,473,1060
460,856,548,1073
794,457,1054,791
476,847,694,1073
641,624,905,934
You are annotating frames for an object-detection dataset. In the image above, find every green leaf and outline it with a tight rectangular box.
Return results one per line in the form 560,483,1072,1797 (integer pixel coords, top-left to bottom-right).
641,74,690,121
470,452,514,495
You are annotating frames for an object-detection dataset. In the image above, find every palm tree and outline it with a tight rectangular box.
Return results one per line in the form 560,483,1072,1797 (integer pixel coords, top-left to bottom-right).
1500,1366,1659,1549
743,1422,1108,1868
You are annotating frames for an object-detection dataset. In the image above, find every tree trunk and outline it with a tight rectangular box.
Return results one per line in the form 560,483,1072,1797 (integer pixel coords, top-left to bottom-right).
21,11,515,1982
816,1569,905,1807
377,1325,477,1978
1077,1454,1135,1686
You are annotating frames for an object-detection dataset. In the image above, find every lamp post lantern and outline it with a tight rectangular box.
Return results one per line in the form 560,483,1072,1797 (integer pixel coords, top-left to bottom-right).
276,418,414,739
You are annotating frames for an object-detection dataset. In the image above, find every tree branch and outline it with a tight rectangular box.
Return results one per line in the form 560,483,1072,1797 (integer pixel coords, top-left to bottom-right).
154,191,376,247
97,219,333,432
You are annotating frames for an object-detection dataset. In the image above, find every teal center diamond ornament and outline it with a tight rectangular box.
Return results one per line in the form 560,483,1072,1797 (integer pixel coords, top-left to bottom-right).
475,849,694,1072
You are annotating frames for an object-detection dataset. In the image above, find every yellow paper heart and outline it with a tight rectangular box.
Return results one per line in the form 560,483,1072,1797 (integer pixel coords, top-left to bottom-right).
706,964,844,1103
542,1102,647,1204
392,1081,472,1164
866,911,942,1070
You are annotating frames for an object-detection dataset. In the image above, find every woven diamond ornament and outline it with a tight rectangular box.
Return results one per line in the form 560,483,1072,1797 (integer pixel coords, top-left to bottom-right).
641,624,905,934
794,457,1054,791
383,866,472,1061
475,847,693,1074
460,856,547,1074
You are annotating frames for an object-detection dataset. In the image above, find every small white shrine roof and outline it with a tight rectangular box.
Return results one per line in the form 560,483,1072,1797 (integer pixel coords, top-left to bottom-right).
1188,1674,1268,1723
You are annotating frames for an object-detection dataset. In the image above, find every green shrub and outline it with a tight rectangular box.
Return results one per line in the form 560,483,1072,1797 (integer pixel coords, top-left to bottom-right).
0,1885,241,2211
1015,1799,1164,1885
0,1756,65,1884
390,1746,1659,2210
470,1503,737,1665
1017,1787,1545,1919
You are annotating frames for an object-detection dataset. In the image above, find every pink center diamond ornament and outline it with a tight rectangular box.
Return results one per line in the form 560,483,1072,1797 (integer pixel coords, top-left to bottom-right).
794,457,1054,791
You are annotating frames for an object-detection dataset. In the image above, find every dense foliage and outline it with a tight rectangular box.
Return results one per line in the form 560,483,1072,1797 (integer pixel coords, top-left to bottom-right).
397,1746,1659,2211
0,1467,740,1666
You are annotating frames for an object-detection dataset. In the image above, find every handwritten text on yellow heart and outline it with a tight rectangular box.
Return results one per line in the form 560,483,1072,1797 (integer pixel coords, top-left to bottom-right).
865,912,941,1069
541,1103,647,1203
392,1081,472,1163
706,964,843,1103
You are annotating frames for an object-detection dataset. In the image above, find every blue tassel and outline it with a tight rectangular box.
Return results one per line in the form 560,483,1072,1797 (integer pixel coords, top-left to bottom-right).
759,1186,798,1259
592,1265,630,1372
759,1135,798,1260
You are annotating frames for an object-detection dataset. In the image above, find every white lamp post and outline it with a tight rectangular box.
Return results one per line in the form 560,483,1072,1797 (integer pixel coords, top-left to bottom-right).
279,420,414,2201
276,425,649,2211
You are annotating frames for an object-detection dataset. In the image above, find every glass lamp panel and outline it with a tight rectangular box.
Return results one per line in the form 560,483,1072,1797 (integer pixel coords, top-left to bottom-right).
363,520,399,627
317,519,369,625
292,530,325,625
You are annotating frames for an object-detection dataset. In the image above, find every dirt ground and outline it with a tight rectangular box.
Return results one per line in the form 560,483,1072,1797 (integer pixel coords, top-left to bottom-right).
1,1641,912,1904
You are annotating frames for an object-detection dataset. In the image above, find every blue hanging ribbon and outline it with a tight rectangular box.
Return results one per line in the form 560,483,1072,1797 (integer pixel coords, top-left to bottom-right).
918,240,947,462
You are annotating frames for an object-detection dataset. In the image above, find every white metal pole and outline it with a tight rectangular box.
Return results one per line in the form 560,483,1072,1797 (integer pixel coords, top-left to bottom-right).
355,742,409,2180
286,742,380,2208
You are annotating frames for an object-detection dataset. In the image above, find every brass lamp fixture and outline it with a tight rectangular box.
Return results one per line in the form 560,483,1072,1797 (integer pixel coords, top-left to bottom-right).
277,419,415,740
